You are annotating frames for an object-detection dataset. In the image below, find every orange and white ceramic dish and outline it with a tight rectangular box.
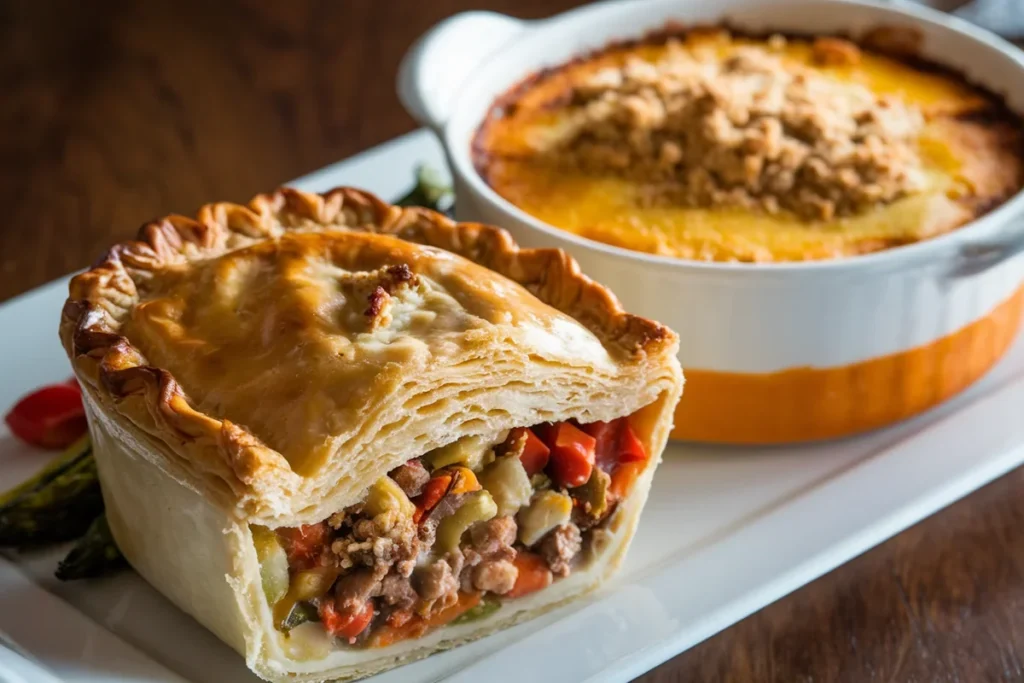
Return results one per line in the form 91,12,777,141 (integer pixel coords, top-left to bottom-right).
400,0,1024,444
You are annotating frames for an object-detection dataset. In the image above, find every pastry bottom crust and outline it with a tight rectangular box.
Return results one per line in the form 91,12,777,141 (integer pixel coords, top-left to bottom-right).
83,388,677,682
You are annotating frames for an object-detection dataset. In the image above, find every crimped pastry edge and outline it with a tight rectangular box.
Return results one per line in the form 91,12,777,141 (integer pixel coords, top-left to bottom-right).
59,187,680,519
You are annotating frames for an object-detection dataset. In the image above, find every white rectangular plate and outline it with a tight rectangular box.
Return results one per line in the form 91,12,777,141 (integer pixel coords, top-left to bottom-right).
1,129,1023,683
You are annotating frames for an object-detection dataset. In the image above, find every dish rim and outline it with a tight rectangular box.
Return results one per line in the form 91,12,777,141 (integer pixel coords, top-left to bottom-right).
434,0,1024,277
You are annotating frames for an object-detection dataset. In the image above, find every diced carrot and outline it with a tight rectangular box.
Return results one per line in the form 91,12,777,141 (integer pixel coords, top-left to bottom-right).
370,592,482,648
277,523,330,570
386,610,413,628
547,422,596,488
609,461,645,499
447,466,481,494
617,422,647,463
413,473,453,523
511,427,550,476
506,551,553,599
320,598,374,642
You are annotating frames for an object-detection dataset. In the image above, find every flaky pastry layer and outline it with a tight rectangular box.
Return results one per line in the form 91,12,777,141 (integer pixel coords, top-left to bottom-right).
60,188,682,525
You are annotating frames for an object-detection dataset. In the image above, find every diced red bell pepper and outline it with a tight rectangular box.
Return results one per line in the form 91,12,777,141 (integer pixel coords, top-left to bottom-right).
320,598,374,642
510,427,550,476
617,422,647,463
277,523,330,570
4,383,88,449
546,422,596,488
581,419,621,471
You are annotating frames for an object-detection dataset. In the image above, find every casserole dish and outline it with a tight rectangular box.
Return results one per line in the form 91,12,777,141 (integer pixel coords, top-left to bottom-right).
399,0,1024,444
59,187,683,681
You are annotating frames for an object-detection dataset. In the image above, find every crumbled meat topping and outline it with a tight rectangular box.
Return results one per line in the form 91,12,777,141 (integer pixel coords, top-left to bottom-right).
546,37,927,220
538,523,582,577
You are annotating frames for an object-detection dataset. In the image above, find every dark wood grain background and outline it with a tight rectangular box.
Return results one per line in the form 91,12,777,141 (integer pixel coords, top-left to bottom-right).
3,1,1024,680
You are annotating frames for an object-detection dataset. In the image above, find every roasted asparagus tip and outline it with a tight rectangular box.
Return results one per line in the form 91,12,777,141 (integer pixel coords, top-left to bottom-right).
394,164,454,214
55,513,125,581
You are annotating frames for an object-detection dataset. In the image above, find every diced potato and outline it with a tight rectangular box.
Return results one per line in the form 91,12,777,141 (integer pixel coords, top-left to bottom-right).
424,433,505,471
251,525,289,606
436,490,498,552
479,456,533,517
364,476,415,519
281,621,332,661
517,490,572,547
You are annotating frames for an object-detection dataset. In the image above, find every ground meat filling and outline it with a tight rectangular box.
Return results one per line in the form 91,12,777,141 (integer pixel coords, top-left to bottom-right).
327,505,418,578
389,460,430,498
275,419,644,646
538,523,582,578
463,516,519,594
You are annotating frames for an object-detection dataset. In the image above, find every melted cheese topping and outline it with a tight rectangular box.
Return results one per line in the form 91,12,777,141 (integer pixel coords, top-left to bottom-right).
475,33,1022,262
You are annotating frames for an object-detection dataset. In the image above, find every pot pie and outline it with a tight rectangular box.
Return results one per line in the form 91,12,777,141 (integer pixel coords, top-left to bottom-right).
59,188,683,682
473,27,1024,262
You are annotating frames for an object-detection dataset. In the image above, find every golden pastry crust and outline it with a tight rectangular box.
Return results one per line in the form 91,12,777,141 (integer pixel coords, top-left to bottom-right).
60,187,680,524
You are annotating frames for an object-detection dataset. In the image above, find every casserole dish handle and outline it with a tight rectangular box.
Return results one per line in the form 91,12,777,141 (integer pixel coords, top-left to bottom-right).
398,11,526,133
948,225,1024,279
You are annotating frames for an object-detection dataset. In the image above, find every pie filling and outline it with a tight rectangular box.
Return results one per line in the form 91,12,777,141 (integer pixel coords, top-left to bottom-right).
253,417,647,650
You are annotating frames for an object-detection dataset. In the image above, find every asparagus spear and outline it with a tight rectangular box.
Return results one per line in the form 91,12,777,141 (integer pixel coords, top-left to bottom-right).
394,165,454,215
55,512,125,581
0,434,92,508
0,436,103,547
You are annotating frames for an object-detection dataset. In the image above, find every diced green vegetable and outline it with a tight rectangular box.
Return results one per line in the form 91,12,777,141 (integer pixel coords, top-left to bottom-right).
0,434,92,508
55,513,125,581
364,476,415,519
291,567,340,602
452,596,501,625
423,435,498,472
281,602,320,632
394,165,454,215
1,438,103,548
479,455,533,517
571,468,610,521
516,490,572,547
436,490,497,552
252,525,290,606
273,567,340,629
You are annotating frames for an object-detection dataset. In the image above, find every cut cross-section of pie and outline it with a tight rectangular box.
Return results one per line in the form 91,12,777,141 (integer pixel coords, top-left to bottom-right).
60,187,684,682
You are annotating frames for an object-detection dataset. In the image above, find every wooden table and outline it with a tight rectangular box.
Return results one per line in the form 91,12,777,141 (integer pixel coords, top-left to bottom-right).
3,1,1023,680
